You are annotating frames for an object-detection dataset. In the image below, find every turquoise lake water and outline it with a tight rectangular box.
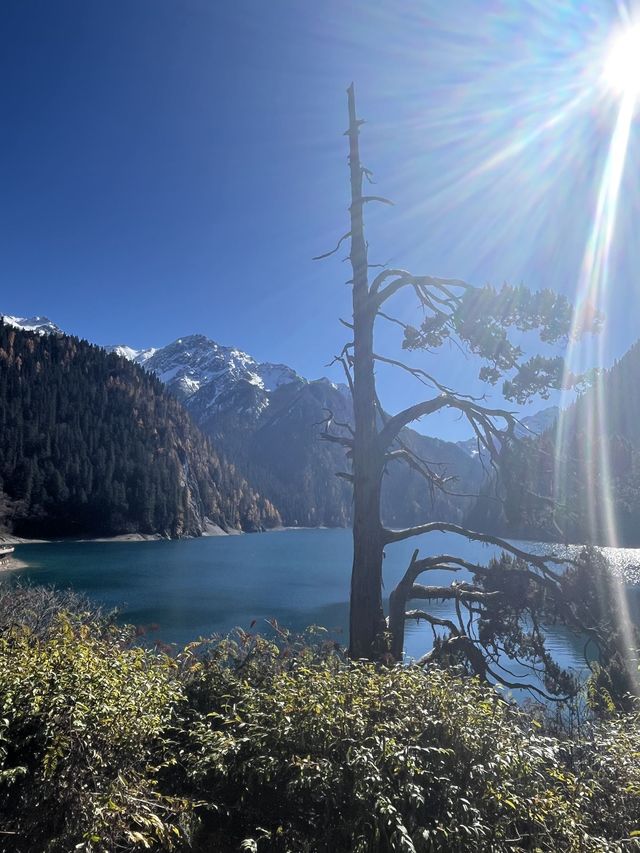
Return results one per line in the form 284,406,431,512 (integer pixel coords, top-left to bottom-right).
7,527,639,694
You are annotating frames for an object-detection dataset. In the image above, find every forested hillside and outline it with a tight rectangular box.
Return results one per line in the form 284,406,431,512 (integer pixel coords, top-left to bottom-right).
470,339,640,545
0,322,280,538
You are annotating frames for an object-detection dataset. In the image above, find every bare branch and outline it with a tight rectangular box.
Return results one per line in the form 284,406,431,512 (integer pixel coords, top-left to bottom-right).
320,433,354,450
374,273,470,308
377,310,410,332
373,351,483,400
315,406,354,437
378,396,448,448
404,610,460,636
358,195,394,206
313,231,352,261
370,268,413,295
377,393,516,451
385,448,454,494
409,583,502,605
382,520,568,576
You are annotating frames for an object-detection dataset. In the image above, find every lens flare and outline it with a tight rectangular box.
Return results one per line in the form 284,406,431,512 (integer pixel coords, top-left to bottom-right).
602,24,640,101
363,1,640,688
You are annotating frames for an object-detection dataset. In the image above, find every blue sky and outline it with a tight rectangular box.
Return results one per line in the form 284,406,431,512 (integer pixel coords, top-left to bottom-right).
2,0,640,439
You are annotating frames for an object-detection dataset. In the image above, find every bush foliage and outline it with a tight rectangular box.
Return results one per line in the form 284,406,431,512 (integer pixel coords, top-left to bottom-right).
1,587,640,852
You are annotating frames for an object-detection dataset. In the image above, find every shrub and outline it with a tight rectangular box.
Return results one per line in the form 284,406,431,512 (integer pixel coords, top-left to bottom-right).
0,611,190,852
1,590,640,852
178,633,615,852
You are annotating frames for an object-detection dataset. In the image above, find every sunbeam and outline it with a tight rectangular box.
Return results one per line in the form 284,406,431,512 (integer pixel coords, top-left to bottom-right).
555,23,640,691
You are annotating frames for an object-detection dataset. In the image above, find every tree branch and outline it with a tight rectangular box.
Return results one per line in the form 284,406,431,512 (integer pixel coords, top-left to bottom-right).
377,393,515,451
373,273,470,309
404,610,460,636
409,583,502,605
312,231,352,261
382,521,568,576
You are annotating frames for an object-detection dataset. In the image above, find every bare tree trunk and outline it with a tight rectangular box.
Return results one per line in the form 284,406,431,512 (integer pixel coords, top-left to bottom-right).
347,84,386,659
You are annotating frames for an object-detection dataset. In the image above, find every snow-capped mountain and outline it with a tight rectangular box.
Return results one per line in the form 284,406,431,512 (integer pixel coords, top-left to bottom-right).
107,334,307,423
1,314,62,335
0,310,555,446
1,310,341,421
142,334,301,403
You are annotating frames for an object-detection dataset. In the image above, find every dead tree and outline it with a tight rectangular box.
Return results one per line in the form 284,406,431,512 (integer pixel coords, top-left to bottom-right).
316,85,600,691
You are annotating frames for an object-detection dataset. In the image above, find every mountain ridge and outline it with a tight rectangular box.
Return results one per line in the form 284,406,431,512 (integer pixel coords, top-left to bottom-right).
1,312,489,527
0,321,280,538
100,330,485,527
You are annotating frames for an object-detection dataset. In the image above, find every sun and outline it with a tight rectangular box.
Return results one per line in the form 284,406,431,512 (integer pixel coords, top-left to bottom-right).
602,23,640,100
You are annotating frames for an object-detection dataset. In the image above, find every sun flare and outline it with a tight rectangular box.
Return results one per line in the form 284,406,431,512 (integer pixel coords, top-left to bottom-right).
602,23,640,100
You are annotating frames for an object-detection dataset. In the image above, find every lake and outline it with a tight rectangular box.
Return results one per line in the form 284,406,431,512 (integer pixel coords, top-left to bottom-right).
6,528,640,695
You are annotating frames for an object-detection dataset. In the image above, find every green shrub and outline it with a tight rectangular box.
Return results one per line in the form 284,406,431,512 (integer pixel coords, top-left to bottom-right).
0,612,191,852
2,592,640,852
177,632,625,852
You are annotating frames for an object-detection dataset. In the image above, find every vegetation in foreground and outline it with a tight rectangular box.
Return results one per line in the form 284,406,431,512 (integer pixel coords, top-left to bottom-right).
1,584,640,852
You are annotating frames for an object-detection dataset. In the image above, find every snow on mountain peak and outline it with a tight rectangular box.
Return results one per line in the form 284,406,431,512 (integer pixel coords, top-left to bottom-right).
122,333,305,414
104,344,157,365
4,311,312,417
2,314,62,335
254,362,303,392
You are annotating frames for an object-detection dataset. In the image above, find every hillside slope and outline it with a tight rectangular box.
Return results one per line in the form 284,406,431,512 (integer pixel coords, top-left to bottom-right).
0,322,280,538
472,340,640,545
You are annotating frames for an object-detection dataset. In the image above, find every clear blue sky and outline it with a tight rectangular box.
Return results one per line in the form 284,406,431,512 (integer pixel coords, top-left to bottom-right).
2,0,640,439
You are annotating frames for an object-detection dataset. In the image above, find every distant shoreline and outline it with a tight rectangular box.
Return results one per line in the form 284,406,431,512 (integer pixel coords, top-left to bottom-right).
0,525,339,573
0,524,342,549
0,532,164,546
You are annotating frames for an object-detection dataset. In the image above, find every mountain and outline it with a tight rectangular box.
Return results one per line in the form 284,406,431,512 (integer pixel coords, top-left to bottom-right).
1,314,62,336
0,321,280,539
2,312,485,527
115,334,304,413
108,333,484,527
517,406,559,438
